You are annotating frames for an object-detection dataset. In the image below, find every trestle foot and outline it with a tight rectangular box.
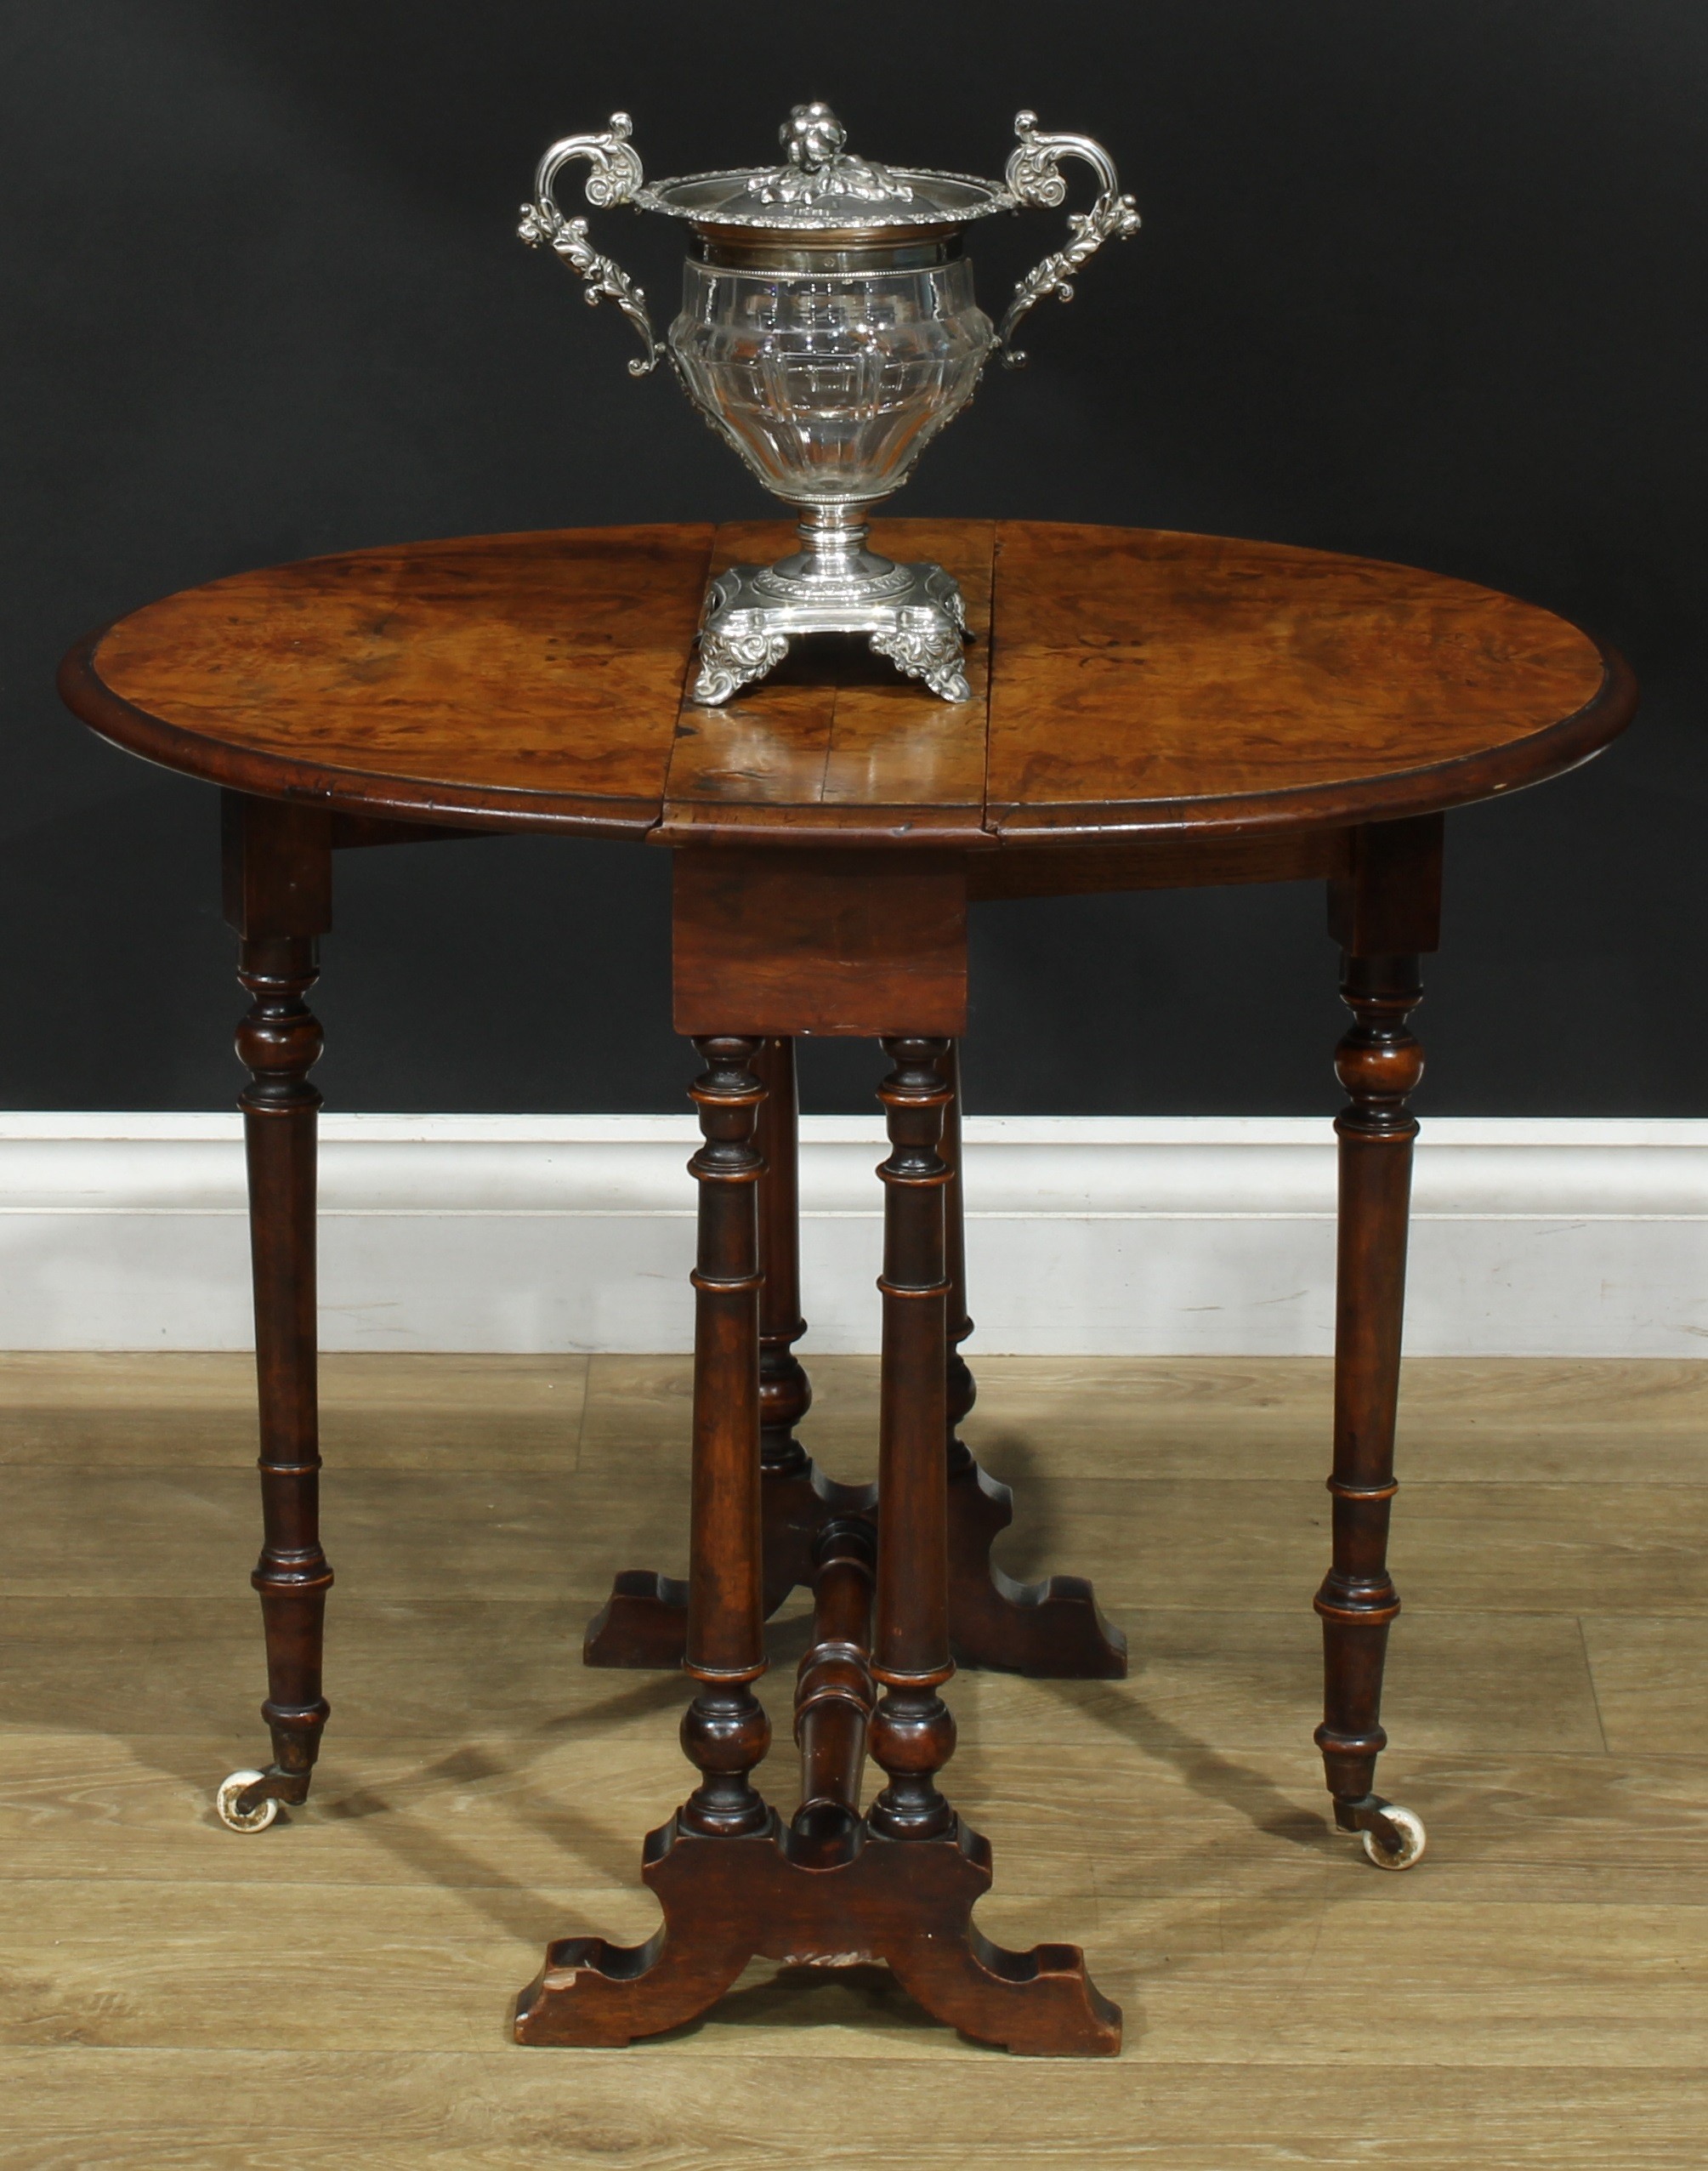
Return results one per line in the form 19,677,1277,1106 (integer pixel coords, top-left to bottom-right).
514,1814,1121,2054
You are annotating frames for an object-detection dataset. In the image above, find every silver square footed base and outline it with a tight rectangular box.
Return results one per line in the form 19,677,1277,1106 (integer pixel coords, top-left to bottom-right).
692,559,971,707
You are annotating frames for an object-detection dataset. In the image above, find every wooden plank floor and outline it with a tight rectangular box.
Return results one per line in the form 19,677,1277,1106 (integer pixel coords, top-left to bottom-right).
3,1351,1707,2168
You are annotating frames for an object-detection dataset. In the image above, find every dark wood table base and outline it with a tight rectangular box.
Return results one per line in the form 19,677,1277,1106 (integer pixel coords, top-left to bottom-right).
206,801,1442,2054
523,1031,1123,2054
555,1037,1126,2053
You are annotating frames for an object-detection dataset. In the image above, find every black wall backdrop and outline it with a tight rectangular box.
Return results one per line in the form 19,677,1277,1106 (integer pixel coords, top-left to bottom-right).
2,1,1702,1116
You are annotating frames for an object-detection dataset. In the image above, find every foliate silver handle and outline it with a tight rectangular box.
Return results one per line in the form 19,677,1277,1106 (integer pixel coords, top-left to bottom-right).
519,112,662,378
996,112,1142,368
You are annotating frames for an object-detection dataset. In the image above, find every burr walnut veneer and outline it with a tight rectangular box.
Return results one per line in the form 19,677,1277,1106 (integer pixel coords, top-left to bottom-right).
60,518,1633,2057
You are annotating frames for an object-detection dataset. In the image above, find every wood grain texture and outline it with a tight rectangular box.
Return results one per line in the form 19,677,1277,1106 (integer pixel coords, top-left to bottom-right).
0,1353,586,1470
672,850,968,1037
983,524,1629,840
65,526,716,834
60,520,1633,851
5,2054,1708,2169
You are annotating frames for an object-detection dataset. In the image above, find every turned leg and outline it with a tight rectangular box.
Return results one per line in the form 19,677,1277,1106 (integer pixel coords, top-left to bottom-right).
867,1037,958,1841
1316,952,1425,1867
216,793,333,1833
678,1037,775,1839
583,1033,867,1668
939,1042,1127,1678
1315,818,1440,1871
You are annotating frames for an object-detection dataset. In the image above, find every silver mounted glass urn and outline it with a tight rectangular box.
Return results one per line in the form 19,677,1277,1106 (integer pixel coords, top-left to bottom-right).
520,103,1140,704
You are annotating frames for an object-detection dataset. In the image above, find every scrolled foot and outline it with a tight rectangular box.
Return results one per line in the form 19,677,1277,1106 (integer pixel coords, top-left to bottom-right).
889,1923,1121,2057
515,1818,760,2046
514,1925,752,2048
693,626,790,706
869,613,971,703
215,1769,281,1833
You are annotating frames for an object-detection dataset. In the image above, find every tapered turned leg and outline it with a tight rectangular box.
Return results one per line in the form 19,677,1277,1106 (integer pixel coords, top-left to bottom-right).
215,794,333,1833
1316,951,1427,1870
939,1043,1127,1678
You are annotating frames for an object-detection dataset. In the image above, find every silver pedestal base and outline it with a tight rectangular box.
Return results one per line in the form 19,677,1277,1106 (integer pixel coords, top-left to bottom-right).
693,557,971,707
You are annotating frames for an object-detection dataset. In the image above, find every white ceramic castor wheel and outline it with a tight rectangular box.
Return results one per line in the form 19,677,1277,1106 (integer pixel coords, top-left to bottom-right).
1360,1804,1427,1870
215,1770,280,1833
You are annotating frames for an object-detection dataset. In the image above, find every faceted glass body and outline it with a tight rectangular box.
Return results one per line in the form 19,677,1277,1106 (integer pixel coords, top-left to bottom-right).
669,248,995,509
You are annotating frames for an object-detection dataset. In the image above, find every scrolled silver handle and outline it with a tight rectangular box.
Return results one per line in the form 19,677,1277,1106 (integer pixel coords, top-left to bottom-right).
996,112,1141,368
519,113,662,378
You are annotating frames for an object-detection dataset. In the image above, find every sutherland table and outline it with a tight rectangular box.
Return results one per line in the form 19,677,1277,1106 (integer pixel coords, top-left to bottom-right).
60,518,1635,2057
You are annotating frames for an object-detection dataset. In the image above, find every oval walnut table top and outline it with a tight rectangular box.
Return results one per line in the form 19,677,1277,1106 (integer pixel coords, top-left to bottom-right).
60,519,1634,851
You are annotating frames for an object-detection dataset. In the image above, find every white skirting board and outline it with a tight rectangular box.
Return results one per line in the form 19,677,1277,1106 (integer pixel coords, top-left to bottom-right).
0,1114,1704,1357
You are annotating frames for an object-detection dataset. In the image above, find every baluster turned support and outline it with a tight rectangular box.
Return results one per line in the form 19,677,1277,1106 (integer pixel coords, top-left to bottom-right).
678,1036,773,1838
1315,817,1441,1872
215,793,334,1833
868,1037,958,1842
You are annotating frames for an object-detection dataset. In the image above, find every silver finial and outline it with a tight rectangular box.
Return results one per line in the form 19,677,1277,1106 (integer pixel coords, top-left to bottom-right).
781,102,847,171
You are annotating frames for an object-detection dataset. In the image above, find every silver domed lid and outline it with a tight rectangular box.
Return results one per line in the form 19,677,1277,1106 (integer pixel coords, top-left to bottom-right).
638,103,1011,233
